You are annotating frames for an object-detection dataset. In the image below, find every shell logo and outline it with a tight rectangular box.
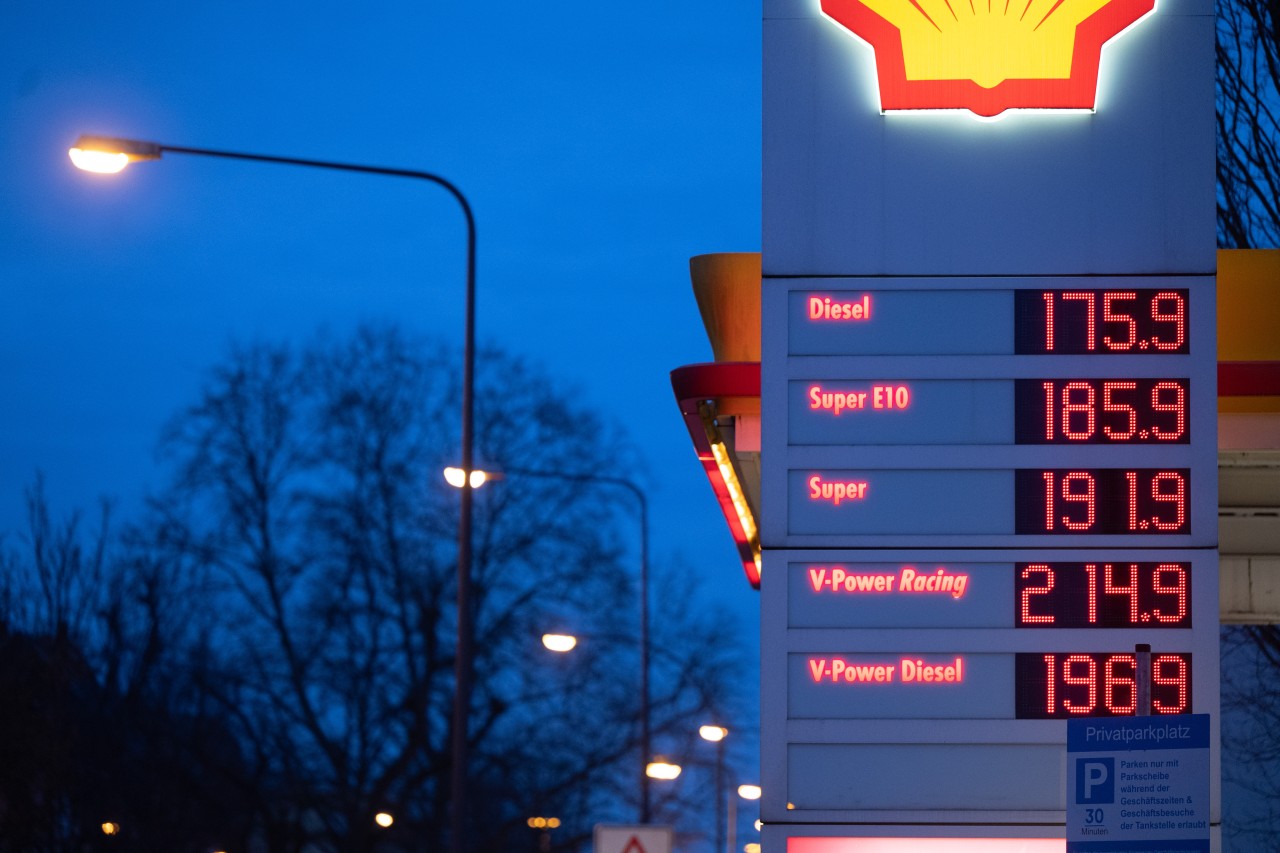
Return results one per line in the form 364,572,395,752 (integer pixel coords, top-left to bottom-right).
821,0,1156,116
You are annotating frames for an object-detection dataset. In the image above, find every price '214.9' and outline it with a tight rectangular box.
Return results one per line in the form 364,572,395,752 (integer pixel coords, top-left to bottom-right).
1015,562,1191,628
1015,469,1191,534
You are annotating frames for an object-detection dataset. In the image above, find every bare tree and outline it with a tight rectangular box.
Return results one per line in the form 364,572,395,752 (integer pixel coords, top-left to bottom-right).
150,325,743,852
1217,0,1280,247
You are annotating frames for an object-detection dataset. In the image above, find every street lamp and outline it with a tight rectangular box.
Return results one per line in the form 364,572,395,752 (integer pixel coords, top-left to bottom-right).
541,633,578,652
69,134,480,853
442,464,656,822
645,759,682,780
699,725,729,853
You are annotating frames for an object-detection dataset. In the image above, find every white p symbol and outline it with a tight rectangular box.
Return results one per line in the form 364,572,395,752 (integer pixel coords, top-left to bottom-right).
1083,762,1109,799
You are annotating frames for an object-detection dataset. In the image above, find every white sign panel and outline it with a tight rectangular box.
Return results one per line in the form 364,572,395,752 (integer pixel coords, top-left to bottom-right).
1067,715,1210,852
593,824,673,853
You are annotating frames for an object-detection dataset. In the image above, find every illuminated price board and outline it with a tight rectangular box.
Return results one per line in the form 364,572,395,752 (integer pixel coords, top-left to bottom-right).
759,274,1217,825
764,276,1214,550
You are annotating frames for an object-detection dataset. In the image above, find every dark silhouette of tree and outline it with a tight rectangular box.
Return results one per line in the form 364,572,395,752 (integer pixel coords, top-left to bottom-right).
1217,0,1280,247
0,479,251,853
0,326,747,852
142,325,743,852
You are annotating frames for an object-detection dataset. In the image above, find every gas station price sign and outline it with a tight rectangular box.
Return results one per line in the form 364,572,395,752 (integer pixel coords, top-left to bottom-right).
788,284,1202,357
760,275,1217,824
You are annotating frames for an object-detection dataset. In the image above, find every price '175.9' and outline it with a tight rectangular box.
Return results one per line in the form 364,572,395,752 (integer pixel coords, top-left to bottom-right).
1015,469,1191,534
1015,290,1189,355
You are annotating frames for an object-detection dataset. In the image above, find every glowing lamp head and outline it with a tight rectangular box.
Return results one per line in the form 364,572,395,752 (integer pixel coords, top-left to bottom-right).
541,633,578,653
699,724,729,742
443,467,488,489
645,759,682,780
374,812,394,828
101,822,120,836
68,135,161,173
737,784,762,800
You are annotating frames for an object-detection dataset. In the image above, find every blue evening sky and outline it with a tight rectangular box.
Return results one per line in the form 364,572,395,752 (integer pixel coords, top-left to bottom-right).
0,1,762,635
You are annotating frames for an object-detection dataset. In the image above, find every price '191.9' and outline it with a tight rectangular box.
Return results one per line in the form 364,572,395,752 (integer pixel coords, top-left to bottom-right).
1015,469,1191,535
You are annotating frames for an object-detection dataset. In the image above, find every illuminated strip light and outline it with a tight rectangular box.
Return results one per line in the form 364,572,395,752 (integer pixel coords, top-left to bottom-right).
789,839,1064,852
670,363,762,588
706,422,763,580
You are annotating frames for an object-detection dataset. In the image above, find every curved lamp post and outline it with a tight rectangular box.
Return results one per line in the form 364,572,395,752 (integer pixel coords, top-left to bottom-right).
444,464,656,822
69,135,479,853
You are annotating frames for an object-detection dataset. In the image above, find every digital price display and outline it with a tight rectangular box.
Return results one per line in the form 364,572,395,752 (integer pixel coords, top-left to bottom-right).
1014,379,1189,444
788,286,1196,356
1014,289,1189,355
1015,469,1190,535
1015,562,1191,628
792,378,1192,446
1015,652,1192,718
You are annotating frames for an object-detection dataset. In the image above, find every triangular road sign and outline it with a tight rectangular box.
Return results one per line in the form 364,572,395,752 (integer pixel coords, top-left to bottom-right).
621,837,647,853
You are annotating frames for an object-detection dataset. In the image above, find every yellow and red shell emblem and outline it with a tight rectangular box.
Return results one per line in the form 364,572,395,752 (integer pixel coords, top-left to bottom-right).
821,0,1156,116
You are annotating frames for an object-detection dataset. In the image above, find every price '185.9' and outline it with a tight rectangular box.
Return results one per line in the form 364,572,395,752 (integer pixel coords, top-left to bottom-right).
1015,469,1191,535
1015,379,1190,444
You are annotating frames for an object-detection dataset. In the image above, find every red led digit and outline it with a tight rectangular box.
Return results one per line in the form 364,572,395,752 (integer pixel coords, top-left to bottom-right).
1084,564,1099,624
1042,292,1055,351
1043,472,1055,531
1151,291,1187,351
1062,292,1097,350
1102,292,1137,351
1152,564,1189,624
1061,472,1096,530
1043,382,1055,439
1103,564,1141,624
1020,564,1056,624
1101,381,1137,440
1104,655,1137,714
1126,471,1140,531
1152,655,1190,713
1151,381,1187,440
1063,654,1098,714
1151,472,1188,531
1062,382,1096,440
1043,654,1056,714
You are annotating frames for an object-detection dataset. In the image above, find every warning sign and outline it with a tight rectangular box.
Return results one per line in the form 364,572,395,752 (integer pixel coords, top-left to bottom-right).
593,824,673,853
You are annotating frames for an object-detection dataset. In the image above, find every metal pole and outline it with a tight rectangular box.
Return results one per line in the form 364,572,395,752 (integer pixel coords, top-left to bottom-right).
726,792,736,853
714,740,725,853
88,139,480,853
503,468,651,822
1136,643,1152,716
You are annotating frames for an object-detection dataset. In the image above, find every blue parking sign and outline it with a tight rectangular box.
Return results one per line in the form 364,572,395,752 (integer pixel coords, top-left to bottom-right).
1076,757,1114,804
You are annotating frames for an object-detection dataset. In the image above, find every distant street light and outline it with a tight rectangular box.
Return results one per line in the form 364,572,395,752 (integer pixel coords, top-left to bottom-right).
541,633,578,652
374,812,395,828
101,822,120,836
69,134,479,853
443,464,656,822
444,466,489,489
737,784,762,801
645,759,682,781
